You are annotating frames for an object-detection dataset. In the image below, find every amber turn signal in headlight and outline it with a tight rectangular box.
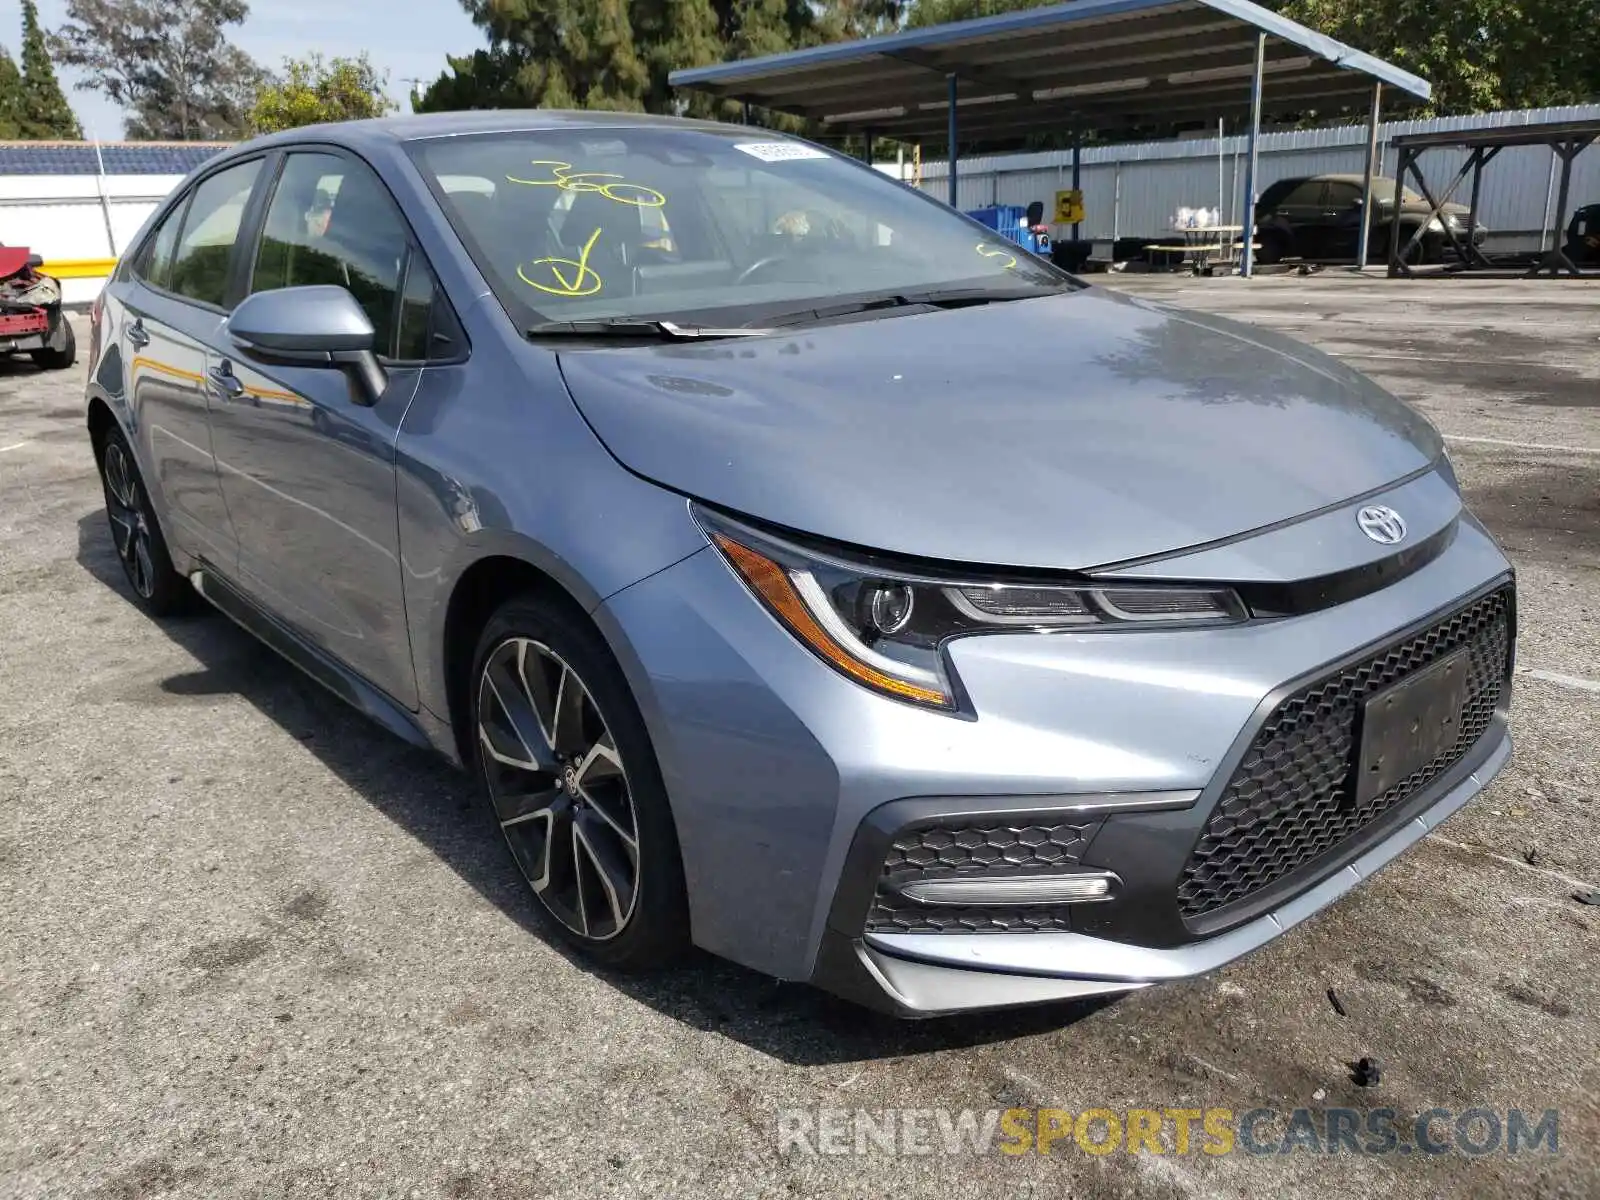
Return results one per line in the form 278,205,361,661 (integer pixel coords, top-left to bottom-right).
710,533,953,708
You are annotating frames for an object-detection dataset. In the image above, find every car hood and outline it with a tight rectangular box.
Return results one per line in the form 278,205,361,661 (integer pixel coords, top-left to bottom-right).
556,287,1443,571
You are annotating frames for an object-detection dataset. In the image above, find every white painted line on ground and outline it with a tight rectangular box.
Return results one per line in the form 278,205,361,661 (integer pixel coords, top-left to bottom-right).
1443,433,1600,454
0,441,34,453
1520,668,1600,694
1426,833,1595,891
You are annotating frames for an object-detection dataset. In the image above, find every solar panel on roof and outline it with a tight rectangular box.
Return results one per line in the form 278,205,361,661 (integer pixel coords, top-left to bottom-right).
0,143,228,175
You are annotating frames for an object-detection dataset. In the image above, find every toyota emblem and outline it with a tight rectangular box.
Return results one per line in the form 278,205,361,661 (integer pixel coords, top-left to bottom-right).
1357,505,1407,545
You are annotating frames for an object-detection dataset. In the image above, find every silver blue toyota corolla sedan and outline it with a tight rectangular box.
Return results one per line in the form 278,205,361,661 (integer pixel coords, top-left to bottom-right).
84,112,1514,1016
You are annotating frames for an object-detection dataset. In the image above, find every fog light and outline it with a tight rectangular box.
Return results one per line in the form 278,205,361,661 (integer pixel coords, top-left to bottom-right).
897,872,1119,906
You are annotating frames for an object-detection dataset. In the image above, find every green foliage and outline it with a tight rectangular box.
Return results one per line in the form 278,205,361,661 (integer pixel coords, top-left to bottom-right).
18,0,80,137
0,47,23,138
636,0,725,115
907,0,1021,25
1278,0,1600,115
51,0,268,140
415,0,897,116
250,53,395,133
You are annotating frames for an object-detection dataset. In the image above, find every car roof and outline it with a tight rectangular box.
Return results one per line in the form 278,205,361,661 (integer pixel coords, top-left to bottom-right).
1272,172,1399,187
235,109,755,156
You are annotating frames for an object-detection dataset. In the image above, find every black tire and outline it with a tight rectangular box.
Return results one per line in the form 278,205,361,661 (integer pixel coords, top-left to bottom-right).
30,315,76,371
1255,228,1289,265
95,423,195,616
470,593,689,970
1385,226,1430,266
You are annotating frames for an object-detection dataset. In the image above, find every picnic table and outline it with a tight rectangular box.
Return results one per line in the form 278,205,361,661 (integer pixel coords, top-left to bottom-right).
1143,225,1251,274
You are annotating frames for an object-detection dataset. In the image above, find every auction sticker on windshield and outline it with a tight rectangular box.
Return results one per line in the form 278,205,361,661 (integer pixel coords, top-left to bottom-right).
734,142,830,163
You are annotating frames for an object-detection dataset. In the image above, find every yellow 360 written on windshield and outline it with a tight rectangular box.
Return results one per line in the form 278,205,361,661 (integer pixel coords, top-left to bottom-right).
505,161,667,209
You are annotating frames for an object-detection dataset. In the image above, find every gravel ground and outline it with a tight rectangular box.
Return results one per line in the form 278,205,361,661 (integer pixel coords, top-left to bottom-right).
2,272,1597,1199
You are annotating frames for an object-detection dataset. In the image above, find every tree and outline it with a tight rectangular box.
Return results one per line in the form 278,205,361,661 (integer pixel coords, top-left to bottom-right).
0,48,23,138
823,0,905,40
50,0,269,140
19,0,81,137
414,0,854,116
730,0,791,60
635,0,724,114
906,0,1023,26
1277,0,1600,116
250,53,395,133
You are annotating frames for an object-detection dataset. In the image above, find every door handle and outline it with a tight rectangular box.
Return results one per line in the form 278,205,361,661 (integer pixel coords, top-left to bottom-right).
207,361,246,401
126,319,150,348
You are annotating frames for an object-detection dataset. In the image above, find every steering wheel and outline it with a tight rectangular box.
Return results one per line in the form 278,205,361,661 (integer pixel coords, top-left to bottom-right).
736,255,794,286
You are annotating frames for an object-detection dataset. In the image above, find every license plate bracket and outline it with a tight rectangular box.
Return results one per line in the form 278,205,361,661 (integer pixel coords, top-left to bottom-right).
1355,648,1471,806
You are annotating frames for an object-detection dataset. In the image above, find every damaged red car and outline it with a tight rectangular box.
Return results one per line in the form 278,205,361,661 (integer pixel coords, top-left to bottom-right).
0,247,76,369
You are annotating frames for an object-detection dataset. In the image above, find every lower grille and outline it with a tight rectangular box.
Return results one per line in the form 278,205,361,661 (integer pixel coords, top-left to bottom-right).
1176,586,1512,921
865,819,1100,934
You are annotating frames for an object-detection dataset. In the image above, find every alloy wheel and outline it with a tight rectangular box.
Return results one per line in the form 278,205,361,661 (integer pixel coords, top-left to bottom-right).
102,442,156,599
477,638,641,941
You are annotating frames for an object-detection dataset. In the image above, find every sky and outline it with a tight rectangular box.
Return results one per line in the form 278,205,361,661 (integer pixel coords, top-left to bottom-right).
0,0,483,139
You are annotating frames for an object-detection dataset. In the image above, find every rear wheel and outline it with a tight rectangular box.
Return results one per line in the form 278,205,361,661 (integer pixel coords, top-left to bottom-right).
96,425,193,616
30,315,75,371
470,594,689,969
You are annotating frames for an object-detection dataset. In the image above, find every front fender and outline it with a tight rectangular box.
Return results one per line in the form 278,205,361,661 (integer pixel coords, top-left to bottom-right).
393,345,709,729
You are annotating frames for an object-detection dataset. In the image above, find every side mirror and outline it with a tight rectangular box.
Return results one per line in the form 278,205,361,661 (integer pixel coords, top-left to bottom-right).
226,285,387,404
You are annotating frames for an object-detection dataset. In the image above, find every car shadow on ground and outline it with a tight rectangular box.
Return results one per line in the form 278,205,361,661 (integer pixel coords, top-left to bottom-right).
75,510,1113,1064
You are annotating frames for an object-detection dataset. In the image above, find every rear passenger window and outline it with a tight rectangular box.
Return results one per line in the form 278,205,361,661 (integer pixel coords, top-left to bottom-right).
169,159,262,307
252,152,410,349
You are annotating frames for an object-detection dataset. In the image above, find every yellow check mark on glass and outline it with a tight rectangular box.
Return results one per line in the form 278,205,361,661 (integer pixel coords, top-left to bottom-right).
518,226,604,297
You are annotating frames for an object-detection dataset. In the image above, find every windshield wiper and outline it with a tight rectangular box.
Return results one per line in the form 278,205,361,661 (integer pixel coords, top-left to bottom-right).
528,318,773,340
759,285,1062,329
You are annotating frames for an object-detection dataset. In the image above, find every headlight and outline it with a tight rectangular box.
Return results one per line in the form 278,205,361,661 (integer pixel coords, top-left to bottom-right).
697,508,1246,711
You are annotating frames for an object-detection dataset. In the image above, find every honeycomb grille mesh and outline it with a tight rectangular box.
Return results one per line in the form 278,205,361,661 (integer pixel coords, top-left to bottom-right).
1177,587,1511,920
865,820,1099,934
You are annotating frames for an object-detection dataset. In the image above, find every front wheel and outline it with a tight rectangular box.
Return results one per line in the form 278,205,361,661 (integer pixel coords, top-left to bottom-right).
470,594,689,969
1255,228,1289,265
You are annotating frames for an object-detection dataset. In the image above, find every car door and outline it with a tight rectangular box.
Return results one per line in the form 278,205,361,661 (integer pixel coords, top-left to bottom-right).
1318,180,1367,260
1263,178,1325,256
1278,180,1336,259
203,148,445,710
119,158,265,568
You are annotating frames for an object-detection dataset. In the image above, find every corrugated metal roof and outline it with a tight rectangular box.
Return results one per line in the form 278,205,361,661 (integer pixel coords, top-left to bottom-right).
671,0,1430,146
0,142,230,176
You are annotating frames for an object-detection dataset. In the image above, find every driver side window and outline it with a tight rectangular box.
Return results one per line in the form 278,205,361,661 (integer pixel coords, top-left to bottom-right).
252,152,410,353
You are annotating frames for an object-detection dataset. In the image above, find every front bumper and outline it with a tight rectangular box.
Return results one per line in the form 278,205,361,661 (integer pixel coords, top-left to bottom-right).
596,497,1514,1015
815,726,1509,1016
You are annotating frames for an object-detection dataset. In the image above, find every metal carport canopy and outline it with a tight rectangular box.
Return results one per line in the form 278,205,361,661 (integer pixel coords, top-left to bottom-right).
669,0,1431,144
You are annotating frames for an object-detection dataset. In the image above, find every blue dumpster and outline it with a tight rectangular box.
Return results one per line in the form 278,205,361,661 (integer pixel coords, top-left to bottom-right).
965,204,1051,255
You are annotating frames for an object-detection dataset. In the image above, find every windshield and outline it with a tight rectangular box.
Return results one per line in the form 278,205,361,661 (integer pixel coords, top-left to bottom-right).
407,126,1076,328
